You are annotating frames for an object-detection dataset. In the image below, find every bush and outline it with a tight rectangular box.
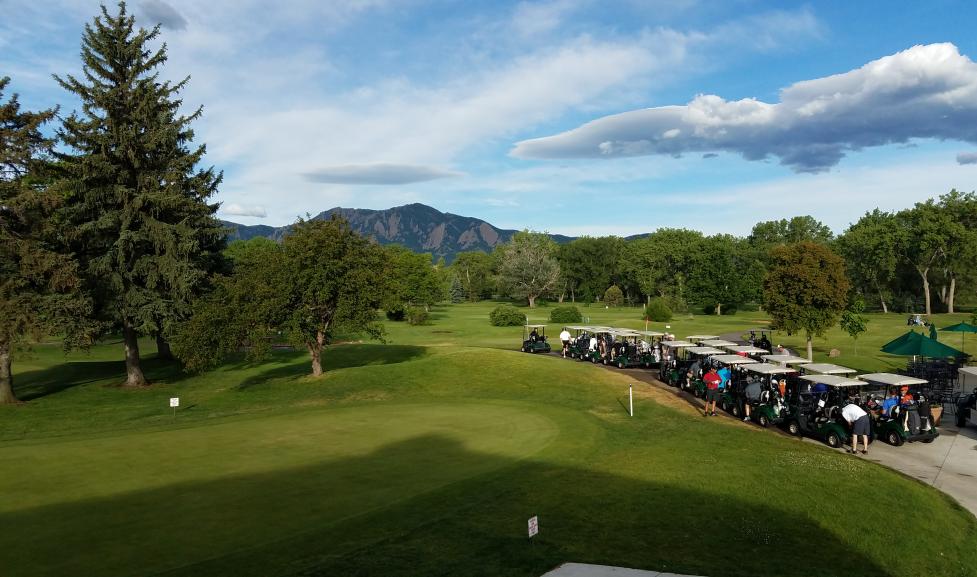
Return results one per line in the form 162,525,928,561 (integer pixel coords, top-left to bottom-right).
550,305,582,324
406,306,429,326
490,304,526,326
604,285,624,307
644,298,672,322
385,307,406,321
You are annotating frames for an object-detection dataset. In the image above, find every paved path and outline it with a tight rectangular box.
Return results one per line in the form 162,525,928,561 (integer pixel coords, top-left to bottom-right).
542,563,701,577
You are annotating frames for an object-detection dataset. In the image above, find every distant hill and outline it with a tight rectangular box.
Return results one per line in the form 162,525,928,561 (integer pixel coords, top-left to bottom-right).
221,203,575,262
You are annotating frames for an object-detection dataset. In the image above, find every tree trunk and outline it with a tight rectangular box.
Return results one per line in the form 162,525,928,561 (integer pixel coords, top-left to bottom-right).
156,334,174,361
528,295,536,308
558,293,565,304
921,268,932,316
0,339,17,404
309,330,325,377
123,323,147,387
948,275,956,314
806,335,813,361
877,285,888,314
715,302,722,316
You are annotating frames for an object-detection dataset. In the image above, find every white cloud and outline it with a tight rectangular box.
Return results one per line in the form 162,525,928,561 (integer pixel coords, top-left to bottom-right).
304,163,463,185
139,0,188,30
512,43,977,172
221,203,267,218
511,0,582,37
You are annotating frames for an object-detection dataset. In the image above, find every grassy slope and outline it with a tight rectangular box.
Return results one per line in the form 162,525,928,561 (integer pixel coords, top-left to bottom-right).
2,303,975,577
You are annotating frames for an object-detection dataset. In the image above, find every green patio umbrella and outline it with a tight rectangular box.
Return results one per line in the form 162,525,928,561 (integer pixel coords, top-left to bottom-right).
880,330,967,358
940,321,977,352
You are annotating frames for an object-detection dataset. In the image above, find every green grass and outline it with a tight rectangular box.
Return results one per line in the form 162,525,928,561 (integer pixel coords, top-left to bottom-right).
3,302,976,577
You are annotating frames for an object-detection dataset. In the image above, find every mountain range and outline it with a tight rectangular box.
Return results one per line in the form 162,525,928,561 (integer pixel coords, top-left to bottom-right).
221,203,575,262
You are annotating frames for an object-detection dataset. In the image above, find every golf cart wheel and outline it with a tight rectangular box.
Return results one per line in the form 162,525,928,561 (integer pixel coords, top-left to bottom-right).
921,437,935,444
887,431,904,446
521,346,527,352
957,413,967,428
787,420,801,436
591,357,597,363
826,432,841,449
720,400,729,413
731,404,740,418
758,414,770,428
618,361,625,369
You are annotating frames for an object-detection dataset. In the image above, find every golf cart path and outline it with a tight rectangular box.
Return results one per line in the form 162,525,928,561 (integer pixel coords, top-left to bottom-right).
542,562,703,577
553,353,977,519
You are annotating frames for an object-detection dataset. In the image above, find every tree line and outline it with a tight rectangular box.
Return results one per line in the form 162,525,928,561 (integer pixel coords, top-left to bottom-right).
3,3,974,404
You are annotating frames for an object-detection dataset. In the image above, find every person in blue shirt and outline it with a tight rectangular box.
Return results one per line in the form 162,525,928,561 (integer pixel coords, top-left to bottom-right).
881,391,899,416
717,366,731,390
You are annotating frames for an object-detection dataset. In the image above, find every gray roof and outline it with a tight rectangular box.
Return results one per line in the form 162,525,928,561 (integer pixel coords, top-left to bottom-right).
711,354,759,365
857,373,929,386
798,374,868,388
800,363,857,375
761,354,811,366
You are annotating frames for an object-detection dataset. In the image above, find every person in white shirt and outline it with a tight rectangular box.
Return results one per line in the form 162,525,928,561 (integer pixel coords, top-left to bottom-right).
589,336,598,352
840,401,871,454
559,328,571,357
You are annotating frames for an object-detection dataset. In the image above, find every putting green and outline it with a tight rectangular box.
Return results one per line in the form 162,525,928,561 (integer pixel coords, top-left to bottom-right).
1,402,559,577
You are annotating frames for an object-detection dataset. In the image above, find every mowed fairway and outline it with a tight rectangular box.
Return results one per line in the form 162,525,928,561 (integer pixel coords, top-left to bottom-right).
4,303,977,577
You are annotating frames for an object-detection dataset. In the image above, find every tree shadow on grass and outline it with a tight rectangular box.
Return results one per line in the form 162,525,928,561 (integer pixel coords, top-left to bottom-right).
0,434,917,577
14,356,193,401
235,344,427,390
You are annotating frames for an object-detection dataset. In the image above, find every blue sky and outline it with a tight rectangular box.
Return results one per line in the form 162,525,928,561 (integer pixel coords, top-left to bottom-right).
3,0,977,237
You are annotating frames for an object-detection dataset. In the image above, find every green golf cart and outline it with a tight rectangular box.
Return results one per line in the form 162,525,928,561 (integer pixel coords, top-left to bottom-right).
785,375,869,449
636,330,665,368
521,324,551,354
658,340,696,386
798,363,857,376
858,373,940,446
608,329,656,368
679,346,725,394
563,325,595,359
709,354,761,410
736,363,796,426
582,328,615,364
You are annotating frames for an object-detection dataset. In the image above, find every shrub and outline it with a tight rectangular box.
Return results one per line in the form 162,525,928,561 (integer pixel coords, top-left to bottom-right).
604,285,624,307
385,307,406,321
644,298,672,322
406,306,429,326
490,304,526,326
550,305,582,324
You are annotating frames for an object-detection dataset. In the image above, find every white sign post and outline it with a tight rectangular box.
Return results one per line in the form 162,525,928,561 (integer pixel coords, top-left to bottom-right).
629,384,633,417
169,397,179,418
528,515,538,539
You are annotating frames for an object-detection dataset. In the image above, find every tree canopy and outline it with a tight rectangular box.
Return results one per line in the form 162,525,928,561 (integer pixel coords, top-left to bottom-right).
763,242,850,360
496,230,561,308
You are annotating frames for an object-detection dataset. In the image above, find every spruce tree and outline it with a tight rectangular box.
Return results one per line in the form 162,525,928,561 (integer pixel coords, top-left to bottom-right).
0,77,93,403
55,2,224,386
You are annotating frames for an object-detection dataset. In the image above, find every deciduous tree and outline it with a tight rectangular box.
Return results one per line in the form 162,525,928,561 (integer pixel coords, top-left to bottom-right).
497,230,561,308
763,242,850,360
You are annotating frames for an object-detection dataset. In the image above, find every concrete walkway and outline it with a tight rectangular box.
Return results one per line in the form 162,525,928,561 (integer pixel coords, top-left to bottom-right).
542,563,701,577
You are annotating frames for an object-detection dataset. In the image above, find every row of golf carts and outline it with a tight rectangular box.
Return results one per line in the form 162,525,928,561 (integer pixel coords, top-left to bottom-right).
522,325,955,450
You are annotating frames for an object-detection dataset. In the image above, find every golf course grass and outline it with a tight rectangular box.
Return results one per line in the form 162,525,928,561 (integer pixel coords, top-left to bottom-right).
4,303,976,577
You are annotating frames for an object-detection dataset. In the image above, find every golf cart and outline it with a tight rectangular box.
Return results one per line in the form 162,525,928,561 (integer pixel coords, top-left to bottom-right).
582,328,616,364
564,325,597,359
607,329,656,368
760,354,810,369
799,363,857,376
858,373,940,446
635,330,665,368
701,339,738,348
957,388,977,428
724,345,770,361
746,329,773,351
734,363,796,426
703,354,756,405
786,375,870,448
659,340,695,385
686,335,720,344
521,325,551,354
677,346,725,393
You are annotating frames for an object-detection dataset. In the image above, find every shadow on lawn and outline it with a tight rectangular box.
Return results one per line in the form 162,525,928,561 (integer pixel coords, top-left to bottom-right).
1,435,924,577
235,344,427,390
14,356,192,401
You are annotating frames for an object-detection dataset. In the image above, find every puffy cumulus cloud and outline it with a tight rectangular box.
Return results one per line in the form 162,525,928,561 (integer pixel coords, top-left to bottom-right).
139,0,188,30
512,43,977,173
221,203,267,217
956,152,977,165
303,163,464,185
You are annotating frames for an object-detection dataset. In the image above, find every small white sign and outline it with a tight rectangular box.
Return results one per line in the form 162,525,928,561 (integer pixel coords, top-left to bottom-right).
817,399,825,408
169,397,180,408
528,515,538,538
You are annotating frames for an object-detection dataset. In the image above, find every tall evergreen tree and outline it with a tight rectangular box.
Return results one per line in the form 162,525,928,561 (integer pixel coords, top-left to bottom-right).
1,77,93,403
55,2,224,386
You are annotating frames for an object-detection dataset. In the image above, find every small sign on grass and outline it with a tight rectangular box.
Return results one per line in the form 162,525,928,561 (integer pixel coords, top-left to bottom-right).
169,397,180,408
528,515,538,538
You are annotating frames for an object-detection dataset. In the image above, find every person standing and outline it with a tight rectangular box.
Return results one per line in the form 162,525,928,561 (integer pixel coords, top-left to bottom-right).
559,327,571,358
743,379,762,422
703,367,722,416
841,401,871,454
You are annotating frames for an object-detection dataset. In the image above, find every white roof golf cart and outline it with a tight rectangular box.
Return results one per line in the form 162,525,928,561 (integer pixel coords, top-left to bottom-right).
799,363,857,375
